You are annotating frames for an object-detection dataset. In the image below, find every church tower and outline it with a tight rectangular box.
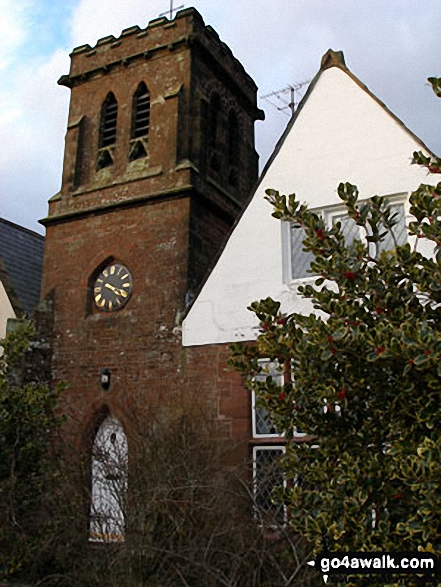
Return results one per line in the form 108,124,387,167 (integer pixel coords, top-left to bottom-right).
40,8,263,447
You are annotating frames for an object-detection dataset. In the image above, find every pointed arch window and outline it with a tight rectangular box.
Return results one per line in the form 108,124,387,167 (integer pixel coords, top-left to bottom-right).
132,82,150,139
89,415,128,543
208,93,222,172
228,110,240,164
99,92,118,148
129,82,150,161
97,93,118,170
209,93,221,147
228,110,240,186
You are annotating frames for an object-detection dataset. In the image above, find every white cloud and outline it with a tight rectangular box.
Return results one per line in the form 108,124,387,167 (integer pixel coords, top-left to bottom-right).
2,0,441,233
0,0,31,70
0,49,70,230
70,0,165,48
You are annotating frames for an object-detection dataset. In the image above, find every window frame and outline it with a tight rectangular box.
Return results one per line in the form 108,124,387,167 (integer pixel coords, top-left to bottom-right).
282,193,409,284
251,359,284,439
89,415,128,544
251,358,306,439
252,445,287,524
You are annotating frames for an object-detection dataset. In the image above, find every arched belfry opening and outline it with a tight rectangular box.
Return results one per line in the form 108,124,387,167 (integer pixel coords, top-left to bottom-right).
96,92,118,170
227,109,240,187
99,92,118,148
129,82,150,161
89,414,128,543
131,82,150,139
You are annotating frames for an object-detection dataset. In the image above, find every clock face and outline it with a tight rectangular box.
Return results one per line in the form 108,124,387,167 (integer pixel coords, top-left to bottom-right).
93,263,133,312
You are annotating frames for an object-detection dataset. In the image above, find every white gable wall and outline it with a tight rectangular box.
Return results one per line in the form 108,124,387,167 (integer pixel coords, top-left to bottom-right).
183,65,437,347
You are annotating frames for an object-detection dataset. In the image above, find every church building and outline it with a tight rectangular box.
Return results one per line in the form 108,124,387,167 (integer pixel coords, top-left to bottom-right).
39,9,437,541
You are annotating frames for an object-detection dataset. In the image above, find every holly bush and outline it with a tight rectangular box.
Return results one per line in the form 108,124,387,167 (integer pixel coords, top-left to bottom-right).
230,78,441,573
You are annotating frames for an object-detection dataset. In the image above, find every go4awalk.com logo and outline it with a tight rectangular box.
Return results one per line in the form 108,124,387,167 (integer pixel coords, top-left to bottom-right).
307,552,439,583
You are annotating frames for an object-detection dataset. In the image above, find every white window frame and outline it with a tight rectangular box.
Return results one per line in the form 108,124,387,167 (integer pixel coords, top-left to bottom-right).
282,193,409,284
251,359,284,439
251,358,307,439
325,199,408,256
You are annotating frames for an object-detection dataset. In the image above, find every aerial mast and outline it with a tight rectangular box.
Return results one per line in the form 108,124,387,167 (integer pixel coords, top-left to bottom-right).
260,80,310,116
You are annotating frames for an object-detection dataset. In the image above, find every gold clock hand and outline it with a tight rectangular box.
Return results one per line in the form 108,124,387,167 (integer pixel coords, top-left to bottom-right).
104,283,118,293
104,283,128,297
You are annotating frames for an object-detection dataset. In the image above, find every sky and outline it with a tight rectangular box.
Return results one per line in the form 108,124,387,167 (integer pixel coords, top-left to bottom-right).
1,0,441,235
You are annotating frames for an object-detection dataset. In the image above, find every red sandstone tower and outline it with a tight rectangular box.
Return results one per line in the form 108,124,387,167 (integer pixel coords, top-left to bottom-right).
40,9,263,449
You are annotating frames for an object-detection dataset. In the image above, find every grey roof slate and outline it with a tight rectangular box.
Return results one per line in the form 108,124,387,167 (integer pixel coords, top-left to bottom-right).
0,218,44,316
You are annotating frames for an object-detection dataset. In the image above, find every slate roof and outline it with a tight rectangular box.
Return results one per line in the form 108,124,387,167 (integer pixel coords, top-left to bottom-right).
0,218,45,316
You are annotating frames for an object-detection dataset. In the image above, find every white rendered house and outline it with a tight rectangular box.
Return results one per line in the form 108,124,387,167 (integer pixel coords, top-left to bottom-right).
183,49,438,349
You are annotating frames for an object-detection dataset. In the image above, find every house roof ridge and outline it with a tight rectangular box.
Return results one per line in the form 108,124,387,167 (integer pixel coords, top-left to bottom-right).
0,217,44,240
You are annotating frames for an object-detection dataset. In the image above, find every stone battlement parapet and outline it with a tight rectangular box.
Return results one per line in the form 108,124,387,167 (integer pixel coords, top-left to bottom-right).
59,8,258,99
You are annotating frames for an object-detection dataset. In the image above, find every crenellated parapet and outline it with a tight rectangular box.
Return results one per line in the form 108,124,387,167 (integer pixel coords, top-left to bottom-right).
59,8,260,112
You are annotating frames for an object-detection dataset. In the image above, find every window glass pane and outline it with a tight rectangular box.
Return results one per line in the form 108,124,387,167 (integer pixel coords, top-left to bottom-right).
332,204,406,253
332,212,360,245
290,225,315,279
255,404,278,436
378,203,407,252
254,447,285,522
89,416,128,543
253,360,283,437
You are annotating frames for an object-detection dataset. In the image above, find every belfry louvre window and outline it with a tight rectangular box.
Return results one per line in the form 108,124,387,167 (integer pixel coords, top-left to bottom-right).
99,92,118,148
228,111,240,163
129,83,150,161
132,82,150,139
209,93,221,147
227,110,240,186
208,93,222,172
